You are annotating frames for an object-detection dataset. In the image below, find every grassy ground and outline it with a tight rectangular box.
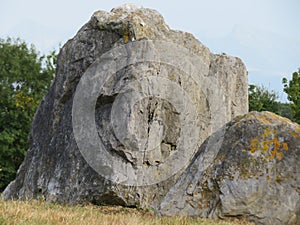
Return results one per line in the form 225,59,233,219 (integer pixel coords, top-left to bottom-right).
0,199,253,225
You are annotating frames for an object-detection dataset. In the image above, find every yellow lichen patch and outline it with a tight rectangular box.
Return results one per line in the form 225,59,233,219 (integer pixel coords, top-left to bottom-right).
170,74,176,81
124,30,130,43
214,154,226,163
256,115,272,125
289,131,299,138
244,172,252,178
261,141,269,153
248,128,288,161
282,143,288,151
276,152,283,160
255,111,292,125
273,138,281,150
263,111,292,123
263,127,272,138
250,139,259,153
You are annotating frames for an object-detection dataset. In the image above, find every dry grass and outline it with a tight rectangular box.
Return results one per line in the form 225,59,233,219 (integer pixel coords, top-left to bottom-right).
0,199,253,225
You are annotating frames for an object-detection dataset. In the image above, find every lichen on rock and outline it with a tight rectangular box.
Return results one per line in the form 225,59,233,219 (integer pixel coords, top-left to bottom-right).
159,111,300,225
4,4,298,225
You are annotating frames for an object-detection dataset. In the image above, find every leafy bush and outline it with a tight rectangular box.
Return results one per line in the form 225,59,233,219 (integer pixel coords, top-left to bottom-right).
0,38,56,191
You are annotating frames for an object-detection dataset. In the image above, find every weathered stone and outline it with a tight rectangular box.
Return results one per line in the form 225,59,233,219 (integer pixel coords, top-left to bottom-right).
3,4,247,211
159,111,300,225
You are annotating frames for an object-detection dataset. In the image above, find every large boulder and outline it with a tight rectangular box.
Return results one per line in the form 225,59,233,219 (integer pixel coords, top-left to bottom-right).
159,111,300,225
3,4,248,210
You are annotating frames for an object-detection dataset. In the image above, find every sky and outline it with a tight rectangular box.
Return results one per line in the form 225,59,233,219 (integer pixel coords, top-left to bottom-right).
1,0,300,101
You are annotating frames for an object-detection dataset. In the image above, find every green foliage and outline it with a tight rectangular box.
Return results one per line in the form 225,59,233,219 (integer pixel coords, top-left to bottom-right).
248,84,280,113
283,69,300,124
248,84,295,121
0,38,56,192
277,102,294,120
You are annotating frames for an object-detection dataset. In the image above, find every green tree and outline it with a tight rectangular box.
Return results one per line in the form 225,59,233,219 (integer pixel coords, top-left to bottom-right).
277,102,294,120
248,84,280,113
282,69,300,124
0,38,56,191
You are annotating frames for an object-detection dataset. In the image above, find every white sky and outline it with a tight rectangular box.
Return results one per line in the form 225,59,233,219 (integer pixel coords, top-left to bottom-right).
1,0,300,101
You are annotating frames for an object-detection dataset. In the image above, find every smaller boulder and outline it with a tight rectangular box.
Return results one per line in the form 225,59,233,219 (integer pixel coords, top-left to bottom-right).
159,111,300,225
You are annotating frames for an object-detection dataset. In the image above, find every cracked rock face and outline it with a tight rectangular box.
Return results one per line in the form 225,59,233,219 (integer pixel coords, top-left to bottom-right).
96,96,181,166
3,4,247,212
159,112,300,225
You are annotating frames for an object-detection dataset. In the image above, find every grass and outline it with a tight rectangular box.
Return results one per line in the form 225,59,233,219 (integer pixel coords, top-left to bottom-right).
0,199,254,225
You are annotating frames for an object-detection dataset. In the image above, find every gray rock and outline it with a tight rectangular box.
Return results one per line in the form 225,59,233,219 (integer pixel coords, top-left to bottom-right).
3,3,247,211
159,111,300,225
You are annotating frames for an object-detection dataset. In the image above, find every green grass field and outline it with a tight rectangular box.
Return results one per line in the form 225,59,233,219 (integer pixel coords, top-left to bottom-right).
0,199,254,225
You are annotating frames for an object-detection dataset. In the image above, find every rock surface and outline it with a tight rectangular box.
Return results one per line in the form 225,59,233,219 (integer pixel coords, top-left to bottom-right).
4,3,247,214
159,111,300,225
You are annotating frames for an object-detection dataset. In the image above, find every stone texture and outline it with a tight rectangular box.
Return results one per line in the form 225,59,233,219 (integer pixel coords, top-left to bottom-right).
159,111,300,225
3,4,247,212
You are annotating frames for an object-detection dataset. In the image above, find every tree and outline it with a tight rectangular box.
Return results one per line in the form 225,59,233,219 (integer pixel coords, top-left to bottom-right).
277,102,294,121
0,38,56,191
282,69,300,124
248,84,280,113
